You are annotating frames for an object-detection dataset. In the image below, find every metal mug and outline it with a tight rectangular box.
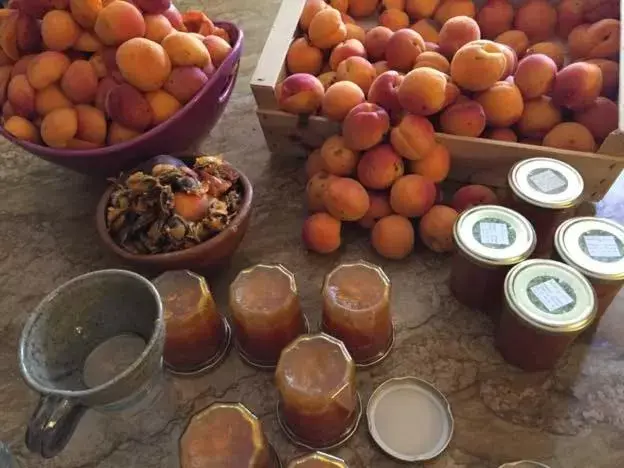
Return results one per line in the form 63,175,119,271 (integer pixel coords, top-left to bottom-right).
18,269,164,458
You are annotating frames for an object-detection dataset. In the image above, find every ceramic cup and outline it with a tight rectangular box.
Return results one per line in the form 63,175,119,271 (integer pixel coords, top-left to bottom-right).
18,270,164,458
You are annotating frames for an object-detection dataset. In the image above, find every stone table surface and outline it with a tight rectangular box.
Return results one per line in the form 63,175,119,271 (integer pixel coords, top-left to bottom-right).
1,0,624,467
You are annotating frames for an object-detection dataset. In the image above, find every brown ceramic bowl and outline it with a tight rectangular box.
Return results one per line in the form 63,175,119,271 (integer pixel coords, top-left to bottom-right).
95,160,252,274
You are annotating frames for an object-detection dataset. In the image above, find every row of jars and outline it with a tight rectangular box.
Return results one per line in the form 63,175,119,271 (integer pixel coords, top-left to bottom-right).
451,158,624,371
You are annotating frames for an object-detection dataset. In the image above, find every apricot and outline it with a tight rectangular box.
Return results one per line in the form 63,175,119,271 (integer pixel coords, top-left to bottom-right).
557,0,584,38
105,121,137,145
318,71,338,90
574,97,618,141
162,3,185,32
7,74,35,118
525,42,565,70
336,56,376,95
145,89,181,125
74,104,106,144
322,81,365,121
144,14,173,43
70,0,103,29
287,37,323,75
582,0,619,23
383,0,405,9
373,61,390,75
116,38,172,92
276,73,325,114
349,0,378,17
498,43,518,78
16,13,42,55
302,212,341,254
426,41,441,52
359,191,393,229
58,60,97,104
172,192,210,222
164,66,208,104
551,62,603,111
329,39,367,71
484,127,517,142
380,9,410,32
543,122,596,152
299,0,328,31
3,115,39,142
368,70,403,123
343,102,390,150
450,40,506,91
451,184,498,212
2,101,14,120
161,32,210,68
320,135,359,176
390,114,436,160
345,23,366,43
410,19,439,43
419,205,457,253
514,54,557,100
305,149,324,179
413,51,450,73
586,59,619,98
323,177,370,221
398,67,447,115
95,76,118,114
94,1,145,46
476,80,523,127
434,0,476,24
34,84,69,116
443,80,461,107
516,96,562,139
570,19,620,60
514,0,557,43
439,16,481,58
404,0,438,19
40,107,77,148
357,144,404,189
134,0,170,15
306,171,337,212
364,26,393,62
440,99,485,137
0,11,19,62
106,83,153,131
73,31,101,52
495,30,529,57
386,28,426,72
11,55,34,78
371,214,414,259
476,0,513,39
409,143,450,183
327,0,348,13
390,174,436,217
0,65,12,104
203,35,232,69
40,10,80,51
309,8,347,50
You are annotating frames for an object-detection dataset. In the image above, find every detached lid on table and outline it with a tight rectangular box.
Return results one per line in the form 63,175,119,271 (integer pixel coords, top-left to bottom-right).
286,452,348,468
555,217,624,282
508,158,584,209
504,259,597,334
454,205,536,266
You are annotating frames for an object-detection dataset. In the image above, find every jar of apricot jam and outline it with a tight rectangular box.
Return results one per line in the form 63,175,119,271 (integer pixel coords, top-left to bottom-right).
508,158,584,258
180,402,280,468
554,217,624,323
287,452,348,468
451,205,536,316
229,264,308,368
275,333,360,449
496,259,596,371
153,270,230,374
321,261,393,367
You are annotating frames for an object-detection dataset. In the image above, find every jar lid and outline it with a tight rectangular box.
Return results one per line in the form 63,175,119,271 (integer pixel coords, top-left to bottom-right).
453,205,536,266
555,217,624,282
504,259,597,333
498,462,551,468
508,158,584,209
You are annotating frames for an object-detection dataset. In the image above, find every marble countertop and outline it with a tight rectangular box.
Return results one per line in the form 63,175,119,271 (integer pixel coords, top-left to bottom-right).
1,1,624,467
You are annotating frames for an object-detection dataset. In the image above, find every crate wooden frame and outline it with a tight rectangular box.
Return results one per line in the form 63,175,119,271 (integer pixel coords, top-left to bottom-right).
251,0,624,201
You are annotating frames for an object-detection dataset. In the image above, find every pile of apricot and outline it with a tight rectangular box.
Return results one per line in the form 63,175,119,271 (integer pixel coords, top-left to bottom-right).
0,0,233,149
281,0,620,259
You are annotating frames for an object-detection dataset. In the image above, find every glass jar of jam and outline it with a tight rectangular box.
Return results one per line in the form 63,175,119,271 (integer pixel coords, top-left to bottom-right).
507,158,584,258
321,261,393,366
275,333,360,449
287,452,348,468
451,205,536,316
554,217,624,323
180,402,280,468
229,264,308,368
495,259,596,371
153,270,230,374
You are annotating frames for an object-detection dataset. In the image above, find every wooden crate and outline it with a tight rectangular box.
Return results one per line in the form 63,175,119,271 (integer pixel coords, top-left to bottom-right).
251,0,624,201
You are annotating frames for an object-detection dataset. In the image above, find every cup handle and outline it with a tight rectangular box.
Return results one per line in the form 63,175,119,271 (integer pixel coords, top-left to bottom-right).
26,395,86,459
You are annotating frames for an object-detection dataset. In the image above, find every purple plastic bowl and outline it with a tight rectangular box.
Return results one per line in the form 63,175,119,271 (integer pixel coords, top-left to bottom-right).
0,22,243,177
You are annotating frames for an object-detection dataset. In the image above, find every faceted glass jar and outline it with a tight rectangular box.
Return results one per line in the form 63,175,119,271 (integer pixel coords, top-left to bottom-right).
230,264,306,367
180,402,278,468
287,452,348,468
153,270,227,372
321,261,392,365
451,205,536,316
275,334,358,448
496,259,596,371
507,158,584,258
554,217,624,322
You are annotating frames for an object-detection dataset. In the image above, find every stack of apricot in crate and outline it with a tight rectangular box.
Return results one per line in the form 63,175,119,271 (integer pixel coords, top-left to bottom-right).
275,0,620,259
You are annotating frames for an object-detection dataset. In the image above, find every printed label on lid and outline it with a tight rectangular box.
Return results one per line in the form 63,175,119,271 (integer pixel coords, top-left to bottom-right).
579,229,624,263
527,276,577,314
527,168,568,195
473,218,516,249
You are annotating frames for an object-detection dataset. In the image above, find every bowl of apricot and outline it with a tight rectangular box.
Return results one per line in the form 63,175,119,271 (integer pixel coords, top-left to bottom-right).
0,2,243,176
